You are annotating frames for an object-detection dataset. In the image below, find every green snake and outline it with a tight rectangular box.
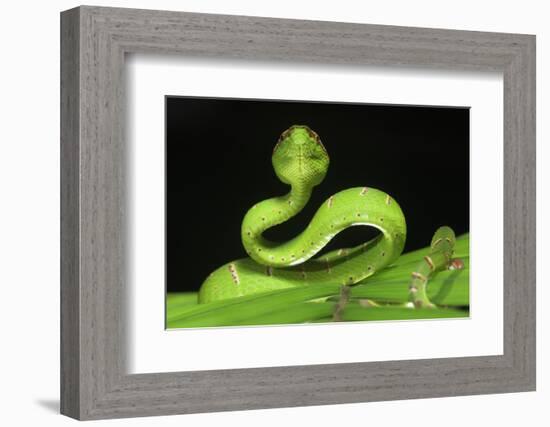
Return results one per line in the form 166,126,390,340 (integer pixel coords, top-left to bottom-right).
198,125,455,304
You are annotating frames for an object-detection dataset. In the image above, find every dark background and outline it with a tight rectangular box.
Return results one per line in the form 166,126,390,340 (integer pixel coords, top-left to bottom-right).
166,96,469,293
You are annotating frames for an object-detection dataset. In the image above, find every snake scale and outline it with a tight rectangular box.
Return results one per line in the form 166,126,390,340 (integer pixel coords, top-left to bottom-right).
198,125,455,304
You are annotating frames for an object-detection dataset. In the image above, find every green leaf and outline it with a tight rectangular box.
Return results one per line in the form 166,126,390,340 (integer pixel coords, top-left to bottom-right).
167,283,340,328
341,305,469,322
352,258,469,305
166,233,470,328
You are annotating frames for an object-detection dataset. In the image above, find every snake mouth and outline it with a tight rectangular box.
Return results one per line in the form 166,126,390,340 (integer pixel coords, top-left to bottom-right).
313,134,328,156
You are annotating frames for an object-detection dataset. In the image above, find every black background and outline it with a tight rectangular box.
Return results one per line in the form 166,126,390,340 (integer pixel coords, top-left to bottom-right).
166,96,469,293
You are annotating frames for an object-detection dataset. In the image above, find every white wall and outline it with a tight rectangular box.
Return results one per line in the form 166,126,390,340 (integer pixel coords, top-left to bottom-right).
0,0,546,425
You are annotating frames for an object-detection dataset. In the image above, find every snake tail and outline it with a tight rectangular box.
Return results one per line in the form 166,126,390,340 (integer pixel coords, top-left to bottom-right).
408,226,457,308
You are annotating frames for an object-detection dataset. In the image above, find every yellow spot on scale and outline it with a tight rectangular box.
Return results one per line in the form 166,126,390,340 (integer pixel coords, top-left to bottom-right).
228,263,240,285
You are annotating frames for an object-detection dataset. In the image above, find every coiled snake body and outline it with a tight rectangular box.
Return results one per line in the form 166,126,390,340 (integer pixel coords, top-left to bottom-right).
198,125,411,303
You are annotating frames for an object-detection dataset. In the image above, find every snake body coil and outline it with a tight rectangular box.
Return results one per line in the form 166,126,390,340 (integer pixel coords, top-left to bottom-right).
198,125,407,303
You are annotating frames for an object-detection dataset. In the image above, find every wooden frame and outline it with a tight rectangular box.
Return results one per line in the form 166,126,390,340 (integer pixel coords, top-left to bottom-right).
60,5,536,420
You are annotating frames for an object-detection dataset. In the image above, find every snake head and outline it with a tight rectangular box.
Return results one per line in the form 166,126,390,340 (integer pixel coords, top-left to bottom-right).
272,125,330,186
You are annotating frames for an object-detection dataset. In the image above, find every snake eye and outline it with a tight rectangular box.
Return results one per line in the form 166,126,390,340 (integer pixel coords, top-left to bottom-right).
273,132,286,153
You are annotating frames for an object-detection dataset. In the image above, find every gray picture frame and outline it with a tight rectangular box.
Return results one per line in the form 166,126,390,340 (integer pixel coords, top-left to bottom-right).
60,5,536,420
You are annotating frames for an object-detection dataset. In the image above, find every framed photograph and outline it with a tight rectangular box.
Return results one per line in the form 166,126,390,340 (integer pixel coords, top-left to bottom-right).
164,96,471,329
61,5,535,420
